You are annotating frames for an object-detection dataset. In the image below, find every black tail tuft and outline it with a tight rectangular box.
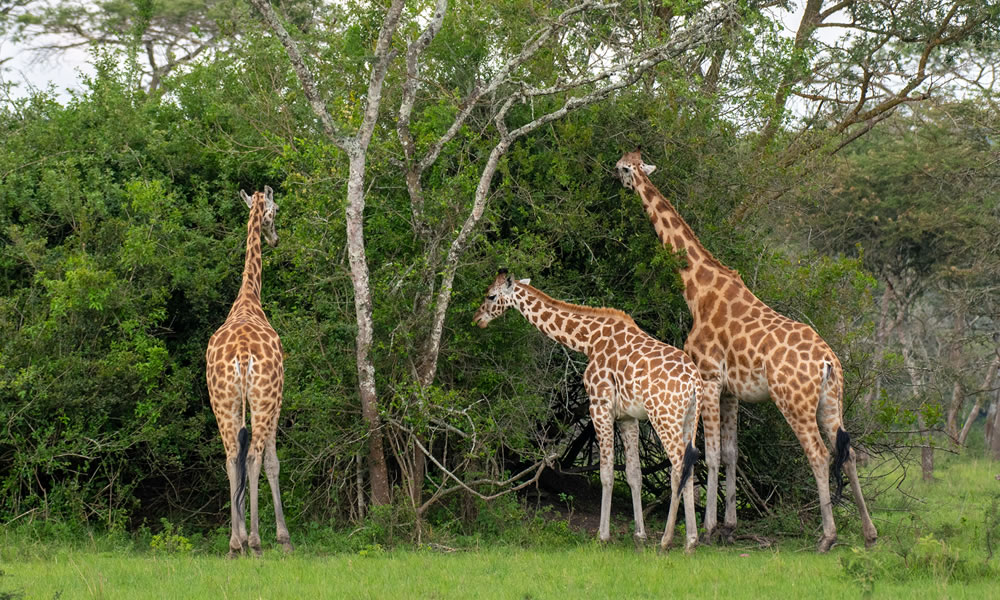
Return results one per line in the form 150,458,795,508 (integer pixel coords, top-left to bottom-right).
678,442,700,492
832,428,850,504
234,427,250,509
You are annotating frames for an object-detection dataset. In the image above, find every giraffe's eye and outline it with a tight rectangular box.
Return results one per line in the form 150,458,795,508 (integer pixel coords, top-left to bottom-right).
487,295,496,301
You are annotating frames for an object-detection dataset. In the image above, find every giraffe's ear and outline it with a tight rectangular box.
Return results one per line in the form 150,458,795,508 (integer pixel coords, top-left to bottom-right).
518,278,530,286
240,189,253,209
264,185,274,204
641,163,657,175
505,275,513,287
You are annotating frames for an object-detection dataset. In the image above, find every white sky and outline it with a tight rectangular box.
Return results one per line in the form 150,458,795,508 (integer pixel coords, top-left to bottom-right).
1,37,93,101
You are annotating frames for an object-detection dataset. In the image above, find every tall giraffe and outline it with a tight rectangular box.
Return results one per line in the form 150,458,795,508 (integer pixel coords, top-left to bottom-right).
206,186,292,557
616,149,877,552
474,270,702,552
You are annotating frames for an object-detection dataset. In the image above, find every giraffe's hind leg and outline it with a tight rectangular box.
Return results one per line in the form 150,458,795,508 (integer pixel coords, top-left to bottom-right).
263,437,293,552
247,444,264,556
211,388,248,558
225,448,249,557
773,384,837,552
818,384,877,547
649,400,699,554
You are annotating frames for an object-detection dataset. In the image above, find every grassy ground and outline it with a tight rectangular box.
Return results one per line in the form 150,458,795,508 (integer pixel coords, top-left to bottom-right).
2,455,998,600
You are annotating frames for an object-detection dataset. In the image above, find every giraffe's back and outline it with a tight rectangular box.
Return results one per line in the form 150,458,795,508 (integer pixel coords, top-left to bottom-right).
589,322,701,421
691,291,839,403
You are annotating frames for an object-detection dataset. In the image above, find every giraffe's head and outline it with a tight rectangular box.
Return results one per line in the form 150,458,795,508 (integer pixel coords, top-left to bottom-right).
240,185,279,247
615,148,656,191
473,269,530,328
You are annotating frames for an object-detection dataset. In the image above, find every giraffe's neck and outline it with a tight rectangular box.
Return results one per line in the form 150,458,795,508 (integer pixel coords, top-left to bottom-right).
228,201,265,319
511,283,628,357
632,176,741,310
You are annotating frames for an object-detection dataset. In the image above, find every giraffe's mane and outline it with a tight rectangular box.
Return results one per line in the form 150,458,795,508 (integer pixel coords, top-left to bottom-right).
637,175,742,280
522,284,638,326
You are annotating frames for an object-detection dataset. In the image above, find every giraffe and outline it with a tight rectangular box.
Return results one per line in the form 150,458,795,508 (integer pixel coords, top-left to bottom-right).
616,149,877,552
474,270,702,552
206,185,292,557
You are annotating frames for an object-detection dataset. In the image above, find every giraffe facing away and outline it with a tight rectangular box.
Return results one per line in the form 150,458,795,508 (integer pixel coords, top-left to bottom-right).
615,149,877,552
206,186,292,557
474,270,702,552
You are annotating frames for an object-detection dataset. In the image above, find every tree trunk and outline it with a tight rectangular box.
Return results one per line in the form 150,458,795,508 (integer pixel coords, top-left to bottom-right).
864,285,895,410
917,412,934,481
757,0,822,148
958,355,1000,446
897,324,934,480
945,305,966,442
988,392,1000,461
347,152,391,505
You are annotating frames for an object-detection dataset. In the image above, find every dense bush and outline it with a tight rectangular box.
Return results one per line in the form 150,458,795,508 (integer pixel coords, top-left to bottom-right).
1,39,881,537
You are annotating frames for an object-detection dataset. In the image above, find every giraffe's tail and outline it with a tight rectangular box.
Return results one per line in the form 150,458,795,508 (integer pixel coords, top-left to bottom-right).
678,441,700,492
234,427,250,509
233,352,253,510
832,428,850,504
678,387,701,492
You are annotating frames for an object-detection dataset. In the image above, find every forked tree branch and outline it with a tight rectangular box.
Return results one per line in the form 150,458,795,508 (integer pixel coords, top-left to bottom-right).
415,1,739,386
247,0,350,148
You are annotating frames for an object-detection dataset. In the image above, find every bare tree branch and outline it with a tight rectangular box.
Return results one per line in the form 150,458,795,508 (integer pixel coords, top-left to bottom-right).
415,1,739,387
247,0,350,148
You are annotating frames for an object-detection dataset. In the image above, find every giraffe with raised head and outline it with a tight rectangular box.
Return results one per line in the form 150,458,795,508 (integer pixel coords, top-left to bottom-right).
474,270,702,552
206,186,292,557
615,149,877,552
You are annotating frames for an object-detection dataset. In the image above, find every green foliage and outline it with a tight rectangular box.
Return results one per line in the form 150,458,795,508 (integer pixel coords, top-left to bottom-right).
149,519,193,554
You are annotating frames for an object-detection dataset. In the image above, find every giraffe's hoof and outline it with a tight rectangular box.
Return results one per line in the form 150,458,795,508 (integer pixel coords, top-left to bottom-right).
280,541,295,553
864,536,877,549
633,535,647,552
227,549,242,560
684,541,697,555
817,535,837,553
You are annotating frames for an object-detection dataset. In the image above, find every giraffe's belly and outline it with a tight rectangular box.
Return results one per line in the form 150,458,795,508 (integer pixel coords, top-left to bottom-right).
725,367,770,403
613,394,648,421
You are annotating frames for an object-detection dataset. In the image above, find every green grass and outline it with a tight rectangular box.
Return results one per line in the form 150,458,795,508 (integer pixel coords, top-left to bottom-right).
2,455,998,600
1,544,996,600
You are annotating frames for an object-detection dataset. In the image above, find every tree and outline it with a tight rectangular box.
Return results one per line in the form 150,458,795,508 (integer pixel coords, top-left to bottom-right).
4,0,255,92
792,99,1000,475
245,0,741,511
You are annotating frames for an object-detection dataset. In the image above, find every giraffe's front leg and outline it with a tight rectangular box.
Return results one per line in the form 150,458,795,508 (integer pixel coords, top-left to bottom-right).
719,394,739,543
619,418,646,548
589,399,616,543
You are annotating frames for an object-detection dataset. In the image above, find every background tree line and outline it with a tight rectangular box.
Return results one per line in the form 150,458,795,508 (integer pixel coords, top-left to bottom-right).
1,0,998,539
